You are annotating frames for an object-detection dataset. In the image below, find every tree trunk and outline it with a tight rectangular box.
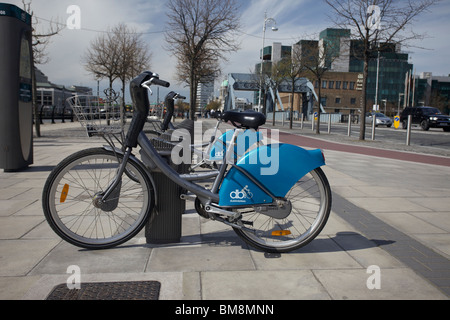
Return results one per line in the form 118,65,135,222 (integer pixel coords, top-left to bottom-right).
359,52,369,141
189,63,196,120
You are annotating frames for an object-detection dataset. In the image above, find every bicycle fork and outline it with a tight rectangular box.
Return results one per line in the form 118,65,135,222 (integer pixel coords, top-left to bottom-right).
94,147,133,211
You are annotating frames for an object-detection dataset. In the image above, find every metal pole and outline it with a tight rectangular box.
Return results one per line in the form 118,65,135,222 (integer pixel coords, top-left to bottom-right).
371,114,376,140
312,114,315,131
347,114,352,136
258,13,266,113
300,113,303,129
406,115,412,146
258,13,277,113
328,114,331,134
375,50,380,111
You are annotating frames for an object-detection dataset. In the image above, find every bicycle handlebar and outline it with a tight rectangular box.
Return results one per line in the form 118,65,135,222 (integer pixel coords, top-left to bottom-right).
145,77,170,88
127,71,170,148
162,91,186,132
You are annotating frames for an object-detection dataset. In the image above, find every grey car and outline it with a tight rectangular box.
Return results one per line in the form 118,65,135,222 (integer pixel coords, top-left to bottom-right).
365,112,393,127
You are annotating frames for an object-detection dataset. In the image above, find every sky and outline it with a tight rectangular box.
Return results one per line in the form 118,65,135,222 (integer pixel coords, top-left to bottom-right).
5,0,450,104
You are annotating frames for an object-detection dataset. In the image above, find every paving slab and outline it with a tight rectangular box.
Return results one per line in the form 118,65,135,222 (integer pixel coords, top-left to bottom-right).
201,270,331,300
313,268,448,300
29,238,152,276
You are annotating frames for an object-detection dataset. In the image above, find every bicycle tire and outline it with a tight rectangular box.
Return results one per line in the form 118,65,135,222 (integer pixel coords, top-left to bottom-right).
232,168,332,253
42,148,155,250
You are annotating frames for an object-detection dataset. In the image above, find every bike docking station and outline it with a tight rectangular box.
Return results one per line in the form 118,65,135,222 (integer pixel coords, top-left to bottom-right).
0,3,33,172
142,92,194,245
143,131,191,244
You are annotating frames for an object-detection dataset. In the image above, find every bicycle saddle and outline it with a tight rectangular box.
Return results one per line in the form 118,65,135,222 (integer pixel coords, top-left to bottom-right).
221,110,266,130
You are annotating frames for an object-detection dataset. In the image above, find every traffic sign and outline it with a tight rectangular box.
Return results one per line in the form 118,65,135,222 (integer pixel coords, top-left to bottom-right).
394,116,400,129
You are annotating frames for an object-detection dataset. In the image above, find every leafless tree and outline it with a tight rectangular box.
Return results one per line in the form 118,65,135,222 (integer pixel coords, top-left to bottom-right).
276,48,306,130
269,62,286,126
299,40,336,134
112,24,152,111
165,0,241,120
175,44,220,116
83,28,120,100
83,24,152,118
249,65,271,115
22,0,64,137
22,0,64,65
325,0,441,140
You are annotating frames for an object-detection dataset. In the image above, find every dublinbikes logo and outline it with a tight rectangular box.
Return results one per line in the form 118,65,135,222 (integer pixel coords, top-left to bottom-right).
169,121,280,176
230,186,253,203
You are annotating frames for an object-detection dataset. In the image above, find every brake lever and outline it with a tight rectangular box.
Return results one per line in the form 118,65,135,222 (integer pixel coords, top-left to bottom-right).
141,80,153,95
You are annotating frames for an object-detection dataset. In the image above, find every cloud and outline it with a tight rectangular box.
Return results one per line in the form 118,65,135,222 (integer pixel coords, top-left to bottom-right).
5,0,450,104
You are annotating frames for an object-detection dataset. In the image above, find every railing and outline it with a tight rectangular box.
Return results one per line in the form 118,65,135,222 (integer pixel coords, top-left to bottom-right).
36,105,74,124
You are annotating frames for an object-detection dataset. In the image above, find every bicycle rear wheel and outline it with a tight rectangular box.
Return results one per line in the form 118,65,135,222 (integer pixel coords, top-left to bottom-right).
233,168,331,253
42,148,154,249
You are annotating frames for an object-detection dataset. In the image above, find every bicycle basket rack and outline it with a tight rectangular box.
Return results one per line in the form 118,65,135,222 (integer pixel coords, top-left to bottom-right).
67,95,124,137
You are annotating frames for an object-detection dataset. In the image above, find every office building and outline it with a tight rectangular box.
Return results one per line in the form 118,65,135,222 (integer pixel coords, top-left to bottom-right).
196,76,215,114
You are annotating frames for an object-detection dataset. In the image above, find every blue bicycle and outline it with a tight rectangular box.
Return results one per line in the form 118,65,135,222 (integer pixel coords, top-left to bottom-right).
42,71,332,253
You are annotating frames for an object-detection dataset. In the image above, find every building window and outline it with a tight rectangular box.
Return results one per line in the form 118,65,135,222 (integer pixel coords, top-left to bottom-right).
322,80,327,89
349,82,355,90
343,81,348,90
335,97,341,104
315,80,319,88
336,81,341,89
350,98,356,105
328,81,334,89
320,97,327,107
37,91,53,106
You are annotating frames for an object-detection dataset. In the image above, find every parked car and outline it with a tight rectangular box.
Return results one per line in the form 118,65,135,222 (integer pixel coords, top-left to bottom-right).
400,106,450,132
365,112,393,127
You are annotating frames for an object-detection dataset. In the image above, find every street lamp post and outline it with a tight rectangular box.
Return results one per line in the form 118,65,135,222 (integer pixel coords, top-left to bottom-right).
258,11,278,113
398,93,404,116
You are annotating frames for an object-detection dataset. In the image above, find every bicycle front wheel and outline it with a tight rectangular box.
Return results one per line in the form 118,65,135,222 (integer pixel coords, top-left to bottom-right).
42,148,154,249
233,168,332,253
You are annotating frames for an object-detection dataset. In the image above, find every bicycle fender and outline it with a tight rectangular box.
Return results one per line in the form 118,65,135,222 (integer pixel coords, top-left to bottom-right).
218,144,325,207
209,129,264,161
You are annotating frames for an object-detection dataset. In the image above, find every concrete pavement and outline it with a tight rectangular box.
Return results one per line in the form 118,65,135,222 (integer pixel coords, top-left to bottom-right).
0,119,449,300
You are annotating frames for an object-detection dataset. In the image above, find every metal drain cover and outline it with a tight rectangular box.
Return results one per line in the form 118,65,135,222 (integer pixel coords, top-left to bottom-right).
46,281,161,300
